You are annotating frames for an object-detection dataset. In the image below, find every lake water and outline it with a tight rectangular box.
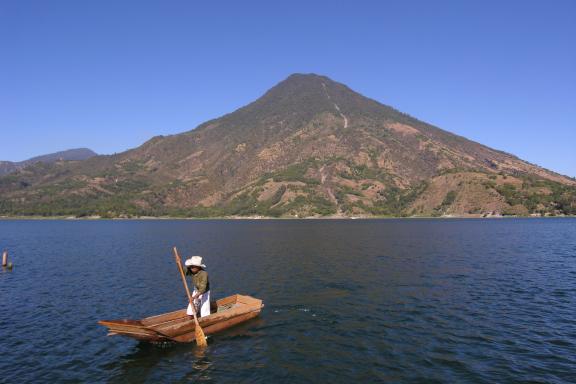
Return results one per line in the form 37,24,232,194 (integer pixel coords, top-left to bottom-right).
1,219,575,383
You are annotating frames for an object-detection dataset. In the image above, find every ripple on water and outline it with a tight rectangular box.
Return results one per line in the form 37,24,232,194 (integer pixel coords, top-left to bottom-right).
1,219,576,382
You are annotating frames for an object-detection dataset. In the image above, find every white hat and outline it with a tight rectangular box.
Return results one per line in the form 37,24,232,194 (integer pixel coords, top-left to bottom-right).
185,256,206,269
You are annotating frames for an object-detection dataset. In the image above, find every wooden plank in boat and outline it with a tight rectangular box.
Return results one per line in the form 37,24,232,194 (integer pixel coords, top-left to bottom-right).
98,322,155,334
141,294,240,326
154,304,251,336
236,295,262,306
215,294,238,308
99,319,144,326
141,309,187,326
151,301,261,338
98,294,263,343
171,310,262,343
203,310,261,334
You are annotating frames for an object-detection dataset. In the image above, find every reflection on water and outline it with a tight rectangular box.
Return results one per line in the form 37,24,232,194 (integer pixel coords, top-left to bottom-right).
1,218,576,383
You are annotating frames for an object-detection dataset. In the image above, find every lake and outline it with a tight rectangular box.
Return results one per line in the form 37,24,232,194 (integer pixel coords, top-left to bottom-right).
1,218,575,383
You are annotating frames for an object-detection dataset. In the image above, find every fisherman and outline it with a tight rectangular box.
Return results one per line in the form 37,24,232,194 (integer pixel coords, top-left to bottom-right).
185,256,211,318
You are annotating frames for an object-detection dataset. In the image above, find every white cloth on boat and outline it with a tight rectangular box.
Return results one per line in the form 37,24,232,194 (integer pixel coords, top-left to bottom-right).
187,289,211,317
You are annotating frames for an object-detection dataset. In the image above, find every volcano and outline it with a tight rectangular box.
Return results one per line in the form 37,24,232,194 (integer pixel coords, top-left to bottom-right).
1,74,574,217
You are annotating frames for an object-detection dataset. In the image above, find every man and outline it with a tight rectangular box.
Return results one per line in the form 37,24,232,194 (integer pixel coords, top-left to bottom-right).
184,255,211,318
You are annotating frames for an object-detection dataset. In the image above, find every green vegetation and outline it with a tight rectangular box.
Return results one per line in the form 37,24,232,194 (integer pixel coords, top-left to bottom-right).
442,190,458,206
218,185,336,217
259,160,320,185
483,176,576,216
335,181,429,216
340,163,383,180
496,184,522,206
0,175,153,218
432,190,457,216
1,168,574,218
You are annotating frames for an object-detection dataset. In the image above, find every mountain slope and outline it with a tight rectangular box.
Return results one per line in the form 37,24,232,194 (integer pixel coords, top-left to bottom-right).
0,148,97,176
0,74,574,217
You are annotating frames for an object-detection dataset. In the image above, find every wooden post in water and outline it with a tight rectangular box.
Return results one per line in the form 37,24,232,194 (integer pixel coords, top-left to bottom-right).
1,250,7,267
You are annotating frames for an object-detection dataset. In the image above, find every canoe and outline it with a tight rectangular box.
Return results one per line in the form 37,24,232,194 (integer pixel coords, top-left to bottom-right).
98,294,264,343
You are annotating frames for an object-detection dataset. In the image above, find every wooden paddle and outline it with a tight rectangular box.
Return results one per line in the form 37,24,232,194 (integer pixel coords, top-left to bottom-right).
173,246,208,347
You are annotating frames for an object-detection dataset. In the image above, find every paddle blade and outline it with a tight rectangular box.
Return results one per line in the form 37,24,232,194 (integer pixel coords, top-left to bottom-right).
195,324,208,347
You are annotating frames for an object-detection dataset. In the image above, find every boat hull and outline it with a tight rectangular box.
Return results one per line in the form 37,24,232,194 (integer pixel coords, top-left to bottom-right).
98,294,264,343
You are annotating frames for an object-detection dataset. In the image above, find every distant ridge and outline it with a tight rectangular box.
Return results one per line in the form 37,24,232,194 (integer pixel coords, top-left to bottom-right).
0,74,574,217
0,148,97,176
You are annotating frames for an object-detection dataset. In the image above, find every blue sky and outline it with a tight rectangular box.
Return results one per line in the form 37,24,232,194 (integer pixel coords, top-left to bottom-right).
1,0,574,176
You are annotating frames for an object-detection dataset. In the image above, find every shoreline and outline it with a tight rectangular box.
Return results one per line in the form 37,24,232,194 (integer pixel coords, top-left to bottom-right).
0,214,574,221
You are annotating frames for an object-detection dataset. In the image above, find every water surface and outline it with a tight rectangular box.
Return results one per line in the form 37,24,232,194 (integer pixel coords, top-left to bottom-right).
1,219,575,383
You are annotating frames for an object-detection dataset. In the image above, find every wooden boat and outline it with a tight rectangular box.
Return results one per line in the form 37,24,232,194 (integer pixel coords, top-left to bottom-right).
98,294,264,343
